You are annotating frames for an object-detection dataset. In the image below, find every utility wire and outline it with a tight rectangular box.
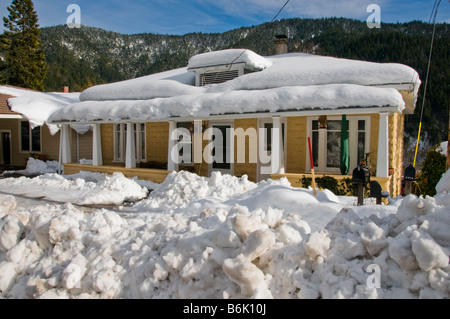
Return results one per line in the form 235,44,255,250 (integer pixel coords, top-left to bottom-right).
413,0,442,167
214,0,292,80
271,0,291,22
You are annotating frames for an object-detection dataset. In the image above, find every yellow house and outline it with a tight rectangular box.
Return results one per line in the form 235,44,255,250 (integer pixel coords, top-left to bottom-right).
0,85,92,170
48,46,421,197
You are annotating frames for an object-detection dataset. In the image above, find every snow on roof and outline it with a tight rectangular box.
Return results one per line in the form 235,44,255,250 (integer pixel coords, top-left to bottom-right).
187,49,273,71
0,86,87,134
48,50,421,124
49,84,405,124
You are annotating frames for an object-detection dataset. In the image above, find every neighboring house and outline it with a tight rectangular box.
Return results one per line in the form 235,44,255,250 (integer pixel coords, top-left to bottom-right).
48,39,421,196
0,85,92,170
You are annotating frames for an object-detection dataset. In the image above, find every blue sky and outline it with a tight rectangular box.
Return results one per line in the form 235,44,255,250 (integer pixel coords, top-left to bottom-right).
1,0,449,35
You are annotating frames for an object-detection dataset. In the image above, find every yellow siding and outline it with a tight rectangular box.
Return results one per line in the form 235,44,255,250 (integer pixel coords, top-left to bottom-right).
147,122,169,165
101,123,115,166
234,118,257,182
286,117,307,173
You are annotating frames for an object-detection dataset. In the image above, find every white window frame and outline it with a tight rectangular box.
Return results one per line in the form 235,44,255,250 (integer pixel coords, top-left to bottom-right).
114,123,146,163
19,120,42,154
306,116,371,174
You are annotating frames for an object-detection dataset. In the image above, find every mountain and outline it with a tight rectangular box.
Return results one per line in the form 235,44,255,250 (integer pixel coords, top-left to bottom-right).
28,18,450,150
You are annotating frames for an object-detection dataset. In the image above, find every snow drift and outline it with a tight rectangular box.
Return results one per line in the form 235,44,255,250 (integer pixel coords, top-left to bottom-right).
0,168,448,299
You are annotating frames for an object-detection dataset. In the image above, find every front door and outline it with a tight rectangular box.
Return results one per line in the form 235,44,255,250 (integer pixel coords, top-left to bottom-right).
211,124,233,175
1,132,12,166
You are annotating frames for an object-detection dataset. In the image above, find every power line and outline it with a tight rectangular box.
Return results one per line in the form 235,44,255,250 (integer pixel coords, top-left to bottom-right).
271,0,291,22
413,0,442,167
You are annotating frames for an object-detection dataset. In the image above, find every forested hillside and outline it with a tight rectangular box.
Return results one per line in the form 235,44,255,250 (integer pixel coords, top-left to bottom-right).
4,17,450,149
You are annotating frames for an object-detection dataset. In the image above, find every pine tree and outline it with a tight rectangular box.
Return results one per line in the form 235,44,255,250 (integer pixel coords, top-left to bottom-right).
1,0,47,90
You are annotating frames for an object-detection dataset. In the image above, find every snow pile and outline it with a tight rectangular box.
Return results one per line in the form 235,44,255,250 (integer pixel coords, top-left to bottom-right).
0,171,148,206
0,170,448,299
2,157,61,176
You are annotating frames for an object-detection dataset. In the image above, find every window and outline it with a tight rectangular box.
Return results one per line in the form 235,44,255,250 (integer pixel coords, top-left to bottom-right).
308,116,370,173
20,121,41,153
176,122,194,165
114,123,146,163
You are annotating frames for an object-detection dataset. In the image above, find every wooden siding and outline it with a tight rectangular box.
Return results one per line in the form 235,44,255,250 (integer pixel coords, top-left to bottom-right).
234,118,257,182
286,116,307,173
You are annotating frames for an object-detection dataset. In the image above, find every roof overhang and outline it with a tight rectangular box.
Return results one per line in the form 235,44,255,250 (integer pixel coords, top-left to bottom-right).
49,105,403,126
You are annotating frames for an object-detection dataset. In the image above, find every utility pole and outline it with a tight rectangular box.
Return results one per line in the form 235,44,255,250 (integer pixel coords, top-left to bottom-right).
447,105,450,171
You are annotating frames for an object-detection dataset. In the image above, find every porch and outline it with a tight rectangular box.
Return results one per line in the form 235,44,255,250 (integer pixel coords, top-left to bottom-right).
63,163,171,183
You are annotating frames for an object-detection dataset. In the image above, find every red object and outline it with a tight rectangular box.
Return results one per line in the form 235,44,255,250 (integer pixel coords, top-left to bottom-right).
308,137,314,169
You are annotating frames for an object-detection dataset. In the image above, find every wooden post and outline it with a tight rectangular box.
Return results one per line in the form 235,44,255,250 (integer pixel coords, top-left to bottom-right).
308,137,317,196
357,184,364,206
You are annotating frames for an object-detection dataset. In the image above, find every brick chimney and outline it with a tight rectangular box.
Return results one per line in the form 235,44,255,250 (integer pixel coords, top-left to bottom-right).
274,34,288,55
62,85,69,93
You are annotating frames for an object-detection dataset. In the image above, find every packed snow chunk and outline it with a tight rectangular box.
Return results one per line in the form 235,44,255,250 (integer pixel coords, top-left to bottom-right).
0,194,16,218
360,221,387,256
62,254,87,290
304,230,331,260
435,168,450,194
262,207,283,228
240,230,275,261
388,237,419,271
0,215,24,252
419,209,450,248
232,206,263,241
6,238,42,266
222,255,267,297
48,204,84,244
29,209,59,250
411,229,449,271
0,262,17,293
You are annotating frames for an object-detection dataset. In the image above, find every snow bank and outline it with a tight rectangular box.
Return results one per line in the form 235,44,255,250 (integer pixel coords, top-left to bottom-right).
2,158,61,176
0,171,148,206
0,170,448,299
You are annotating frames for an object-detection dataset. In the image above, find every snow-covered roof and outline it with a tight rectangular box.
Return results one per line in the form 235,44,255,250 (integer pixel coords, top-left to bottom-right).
48,50,421,124
0,85,88,135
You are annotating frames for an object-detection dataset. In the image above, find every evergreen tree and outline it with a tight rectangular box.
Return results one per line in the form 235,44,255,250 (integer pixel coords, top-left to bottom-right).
1,0,47,90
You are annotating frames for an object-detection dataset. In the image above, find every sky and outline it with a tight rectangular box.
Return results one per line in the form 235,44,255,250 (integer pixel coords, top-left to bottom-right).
0,0,449,35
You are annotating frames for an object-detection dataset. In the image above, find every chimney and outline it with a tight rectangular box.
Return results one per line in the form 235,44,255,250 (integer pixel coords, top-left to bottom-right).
274,34,288,55
62,85,69,93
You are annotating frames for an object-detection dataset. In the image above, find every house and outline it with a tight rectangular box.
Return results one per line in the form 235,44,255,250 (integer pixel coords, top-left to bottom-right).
0,85,92,170
47,40,421,196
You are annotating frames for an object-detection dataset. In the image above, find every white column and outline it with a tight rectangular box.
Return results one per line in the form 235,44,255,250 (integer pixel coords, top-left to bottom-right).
193,120,203,164
92,123,103,166
61,125,72,164
376,112,389,177
167,121,176,171
125,123,136,169
272,116,284,174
